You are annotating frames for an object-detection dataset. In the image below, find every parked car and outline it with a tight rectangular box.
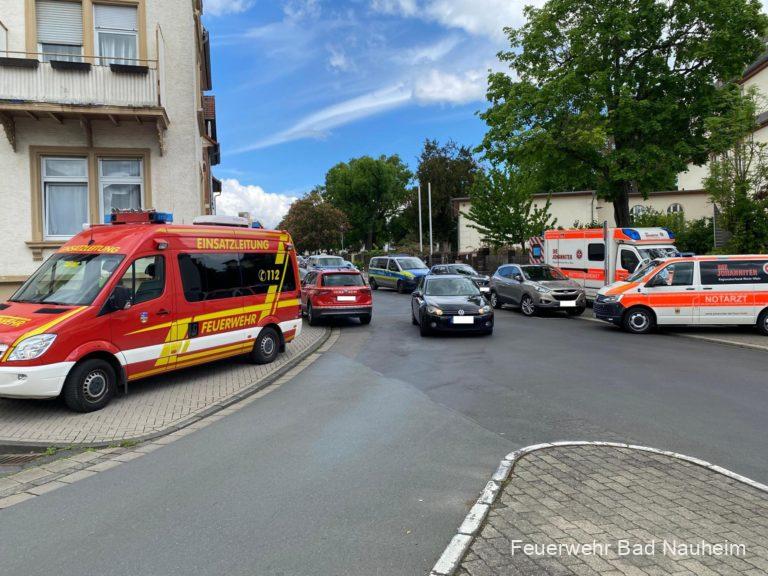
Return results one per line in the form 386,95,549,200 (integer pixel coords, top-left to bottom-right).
594,255,768,334
307,254,347,271
368,255,429,293
490,264,586,316
430,263,490,292
411,275,493,336
300,268,372,325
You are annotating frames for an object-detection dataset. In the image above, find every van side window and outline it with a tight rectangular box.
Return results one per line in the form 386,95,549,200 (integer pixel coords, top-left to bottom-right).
116,255,165,305
178,253,241,302
588,243,605,262
241,252,296,294
700,260,768,285
620,249,640,272
651,262,694,287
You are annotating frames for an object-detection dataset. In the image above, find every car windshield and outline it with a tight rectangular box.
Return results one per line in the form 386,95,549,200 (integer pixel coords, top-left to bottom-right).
522,266,567,281
627,259,661,282
397,258,427,270
11,253,125,306
448,265,478,276
316,257,344,267
322,273,364,287
637,246,679,260
425,277,480,296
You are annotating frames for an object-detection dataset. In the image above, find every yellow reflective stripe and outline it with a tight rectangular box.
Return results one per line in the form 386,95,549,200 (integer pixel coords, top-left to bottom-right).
126,321,174,336
276,299,300,309
2,306,87,361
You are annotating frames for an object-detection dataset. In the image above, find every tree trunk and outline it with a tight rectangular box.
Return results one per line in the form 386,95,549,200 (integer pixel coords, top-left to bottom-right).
366,225,373,251
613,181,632,227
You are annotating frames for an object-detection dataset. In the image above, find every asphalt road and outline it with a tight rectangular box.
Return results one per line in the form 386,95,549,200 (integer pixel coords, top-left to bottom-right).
2,289,767,575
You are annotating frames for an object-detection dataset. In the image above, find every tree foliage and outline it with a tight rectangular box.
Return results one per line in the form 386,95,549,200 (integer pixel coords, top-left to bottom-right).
704,89,768,253
463,168,557,249
278,187,349,253
478,0,767,227
631,209,713,255
324,155,412,250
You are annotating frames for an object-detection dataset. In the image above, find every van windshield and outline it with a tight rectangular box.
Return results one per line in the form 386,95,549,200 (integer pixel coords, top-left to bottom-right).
627,259,661,283
637,246,679,260
11,253,124,306
315,257,345,267
397,258,427,270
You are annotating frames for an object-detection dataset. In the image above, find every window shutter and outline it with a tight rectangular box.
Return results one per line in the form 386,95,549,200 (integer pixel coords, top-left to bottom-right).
94,4,137,31
36,0,83,45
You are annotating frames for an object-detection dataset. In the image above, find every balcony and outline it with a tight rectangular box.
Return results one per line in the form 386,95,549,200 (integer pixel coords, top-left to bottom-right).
0,43,168,153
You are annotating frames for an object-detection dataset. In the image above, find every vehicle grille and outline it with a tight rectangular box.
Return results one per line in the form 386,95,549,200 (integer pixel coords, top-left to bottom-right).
552,291,580,301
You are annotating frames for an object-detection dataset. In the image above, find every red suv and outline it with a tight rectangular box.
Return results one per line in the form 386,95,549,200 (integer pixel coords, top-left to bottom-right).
300,269,373,325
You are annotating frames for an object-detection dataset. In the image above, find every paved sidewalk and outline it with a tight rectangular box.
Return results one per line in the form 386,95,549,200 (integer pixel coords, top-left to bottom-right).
0,324,327,446
458,445,768,576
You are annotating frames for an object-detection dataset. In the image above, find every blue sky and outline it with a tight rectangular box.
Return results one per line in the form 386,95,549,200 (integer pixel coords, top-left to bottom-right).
203,0,539,227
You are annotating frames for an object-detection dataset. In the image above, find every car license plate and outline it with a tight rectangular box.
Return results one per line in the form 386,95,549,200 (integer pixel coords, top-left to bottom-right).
337,296,355,302
452,316,474,324
559,301,576,307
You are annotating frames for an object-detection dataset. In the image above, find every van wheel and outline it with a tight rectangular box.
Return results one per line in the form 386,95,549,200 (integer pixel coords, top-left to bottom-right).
63,359,116,412
369,277,378,290
307,302,319,326
623,307,654,334
251,327,280,364
757,309,768,335
490,291,502,309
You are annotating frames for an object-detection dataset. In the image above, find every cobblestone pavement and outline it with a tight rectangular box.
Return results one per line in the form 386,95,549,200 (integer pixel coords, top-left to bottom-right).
0,324,327,446
459,446,768,576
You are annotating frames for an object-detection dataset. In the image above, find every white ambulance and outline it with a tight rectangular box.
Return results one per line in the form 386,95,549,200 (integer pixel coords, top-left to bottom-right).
532,227,679,300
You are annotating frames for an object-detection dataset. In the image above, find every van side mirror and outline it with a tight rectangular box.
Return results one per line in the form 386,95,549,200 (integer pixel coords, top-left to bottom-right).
108,285,132,312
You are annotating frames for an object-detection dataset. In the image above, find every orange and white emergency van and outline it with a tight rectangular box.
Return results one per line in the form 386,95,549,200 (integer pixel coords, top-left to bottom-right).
593,255,768,334
532,227,679,300
0,210,302,412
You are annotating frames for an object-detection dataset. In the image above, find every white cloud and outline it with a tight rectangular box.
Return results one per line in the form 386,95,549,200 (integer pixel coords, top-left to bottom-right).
215,179,298,228
232,84,413,152
372,0,545,39
205,0,251,16
327,45,353,71
395,36,460,65
414,68,487,104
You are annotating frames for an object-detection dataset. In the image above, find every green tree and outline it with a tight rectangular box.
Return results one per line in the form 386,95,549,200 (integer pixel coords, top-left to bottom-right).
631,209,713,255
278,187,349,253
478,0,767,227
325,155,412,250
463,167,557,249
704,90,768,253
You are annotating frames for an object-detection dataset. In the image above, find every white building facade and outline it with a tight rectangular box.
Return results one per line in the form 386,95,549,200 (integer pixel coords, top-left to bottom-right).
0,0,218,295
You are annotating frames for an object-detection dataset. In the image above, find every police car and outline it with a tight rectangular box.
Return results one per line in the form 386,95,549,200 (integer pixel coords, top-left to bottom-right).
367,255,429,293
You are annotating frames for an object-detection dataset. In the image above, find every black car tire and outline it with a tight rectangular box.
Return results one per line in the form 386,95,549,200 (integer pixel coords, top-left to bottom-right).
490,290,502,309
419,313,431,336
251,326,280,364
63,359,116,412
359,314,372,325
307,302,319,326
369,277,378,290
483,328,494,336
520,295,536,316
622,306,654,334
567,307,585,316
397,280,405,294
758,308,768,335
412,311,418,325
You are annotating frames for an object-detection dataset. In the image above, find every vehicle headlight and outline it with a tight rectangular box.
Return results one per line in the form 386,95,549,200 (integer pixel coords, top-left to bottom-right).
426,305,443,316
7,334,57,361
534,284,551,293
479,305,491,314
601,294,623,304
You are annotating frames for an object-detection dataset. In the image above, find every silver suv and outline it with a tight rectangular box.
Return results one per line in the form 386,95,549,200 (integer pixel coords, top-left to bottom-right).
489,264,586,316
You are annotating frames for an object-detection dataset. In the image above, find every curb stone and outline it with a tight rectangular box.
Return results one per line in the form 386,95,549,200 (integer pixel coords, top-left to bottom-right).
0,326,333,452
0,328,340,510
430,440,768,576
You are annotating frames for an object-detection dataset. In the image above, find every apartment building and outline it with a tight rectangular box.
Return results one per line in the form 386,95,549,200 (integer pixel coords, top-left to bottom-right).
0,0,219,295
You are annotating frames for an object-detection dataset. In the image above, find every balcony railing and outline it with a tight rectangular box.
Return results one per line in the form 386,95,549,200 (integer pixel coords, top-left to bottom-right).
0,50,162,109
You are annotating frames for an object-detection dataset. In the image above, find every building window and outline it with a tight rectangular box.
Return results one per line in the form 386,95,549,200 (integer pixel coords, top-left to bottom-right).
94,4,138,65
630,205,646,217
42,157,89,240
668,203,684,214
99,158,143,222
36,0,84,62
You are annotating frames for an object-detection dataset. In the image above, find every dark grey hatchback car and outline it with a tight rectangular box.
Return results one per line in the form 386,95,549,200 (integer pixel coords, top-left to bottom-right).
489,264,586,316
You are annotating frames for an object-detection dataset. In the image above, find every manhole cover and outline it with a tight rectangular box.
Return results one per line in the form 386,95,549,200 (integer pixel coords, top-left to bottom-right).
0,453,44,465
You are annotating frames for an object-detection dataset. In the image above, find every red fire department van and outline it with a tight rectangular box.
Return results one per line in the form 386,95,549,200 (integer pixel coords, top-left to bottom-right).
531,227,679,300
0,211,302,412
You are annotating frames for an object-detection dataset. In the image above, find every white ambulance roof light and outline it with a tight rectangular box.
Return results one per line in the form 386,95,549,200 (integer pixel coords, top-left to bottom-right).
192,215,250,228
